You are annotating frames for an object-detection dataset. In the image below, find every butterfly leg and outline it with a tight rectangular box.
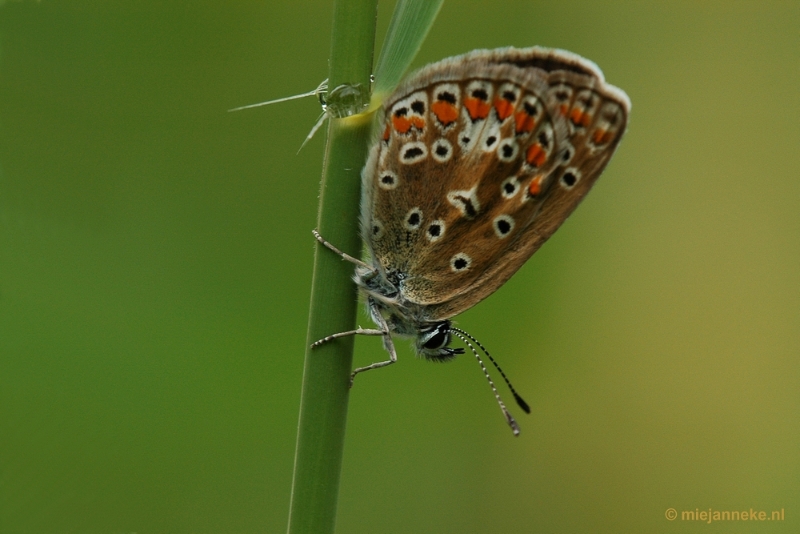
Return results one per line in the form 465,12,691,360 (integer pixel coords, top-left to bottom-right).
348,300,398,386
310,327,386,348
310,228,386,348
311,232,395,385
310,322,395,388
312,229,375,272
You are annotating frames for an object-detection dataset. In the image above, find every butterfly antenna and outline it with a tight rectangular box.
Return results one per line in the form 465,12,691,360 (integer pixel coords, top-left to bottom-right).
228,78,328,112
450,330,520,436
450,327,530,414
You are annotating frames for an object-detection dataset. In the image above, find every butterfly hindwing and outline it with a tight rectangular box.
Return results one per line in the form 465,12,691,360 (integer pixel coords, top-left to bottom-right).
424,50,630,319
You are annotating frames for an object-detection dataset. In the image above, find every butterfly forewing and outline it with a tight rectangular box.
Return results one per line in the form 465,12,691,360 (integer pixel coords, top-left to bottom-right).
363,56,571,309
361,47,629,321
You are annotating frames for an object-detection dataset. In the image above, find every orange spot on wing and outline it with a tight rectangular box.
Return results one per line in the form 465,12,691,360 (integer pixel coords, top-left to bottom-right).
494,98,514,121
570,108,592,127
464,97,491,120
528,175,543,197
514,111,536,134
382,124,391,141
431,101,458,125
526,143,547,167
392,115,412,134
593,128,613,144
559,104,569,116
391,115,424,133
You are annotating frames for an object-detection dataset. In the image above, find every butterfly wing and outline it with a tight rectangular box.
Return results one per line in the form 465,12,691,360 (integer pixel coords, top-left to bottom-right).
426,48,631,319
361,47,629,320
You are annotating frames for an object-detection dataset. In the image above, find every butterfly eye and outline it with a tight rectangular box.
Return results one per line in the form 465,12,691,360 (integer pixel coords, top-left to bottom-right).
421,326,450,350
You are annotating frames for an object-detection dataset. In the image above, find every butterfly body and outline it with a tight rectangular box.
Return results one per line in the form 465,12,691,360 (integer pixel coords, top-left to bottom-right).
314,47,629,433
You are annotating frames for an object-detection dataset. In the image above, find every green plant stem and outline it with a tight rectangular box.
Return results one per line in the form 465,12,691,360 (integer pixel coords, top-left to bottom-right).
286,1,378,533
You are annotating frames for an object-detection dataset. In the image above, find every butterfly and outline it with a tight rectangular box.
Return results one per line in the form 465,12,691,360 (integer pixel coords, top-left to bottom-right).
313,47,630,435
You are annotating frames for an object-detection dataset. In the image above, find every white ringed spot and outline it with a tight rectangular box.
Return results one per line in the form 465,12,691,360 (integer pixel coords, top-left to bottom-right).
404,208,423,231
400,142,427,164
493,215,515,238
501,176,520,199
450,253,471,272
426,220,445,243
559,167,581,190
377,170,398,190
431,138,453,163
497,138,519,162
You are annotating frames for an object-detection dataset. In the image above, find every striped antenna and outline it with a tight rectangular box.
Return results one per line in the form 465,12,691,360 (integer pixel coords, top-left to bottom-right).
449,329,522,436
450,326,531,415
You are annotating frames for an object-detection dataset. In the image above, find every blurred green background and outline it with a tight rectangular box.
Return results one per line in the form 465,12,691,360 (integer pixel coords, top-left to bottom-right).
1,1,798,532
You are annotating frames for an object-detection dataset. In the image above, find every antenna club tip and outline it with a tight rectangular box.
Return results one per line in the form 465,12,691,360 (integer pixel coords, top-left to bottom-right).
514,394,531,414
506,414,521,436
